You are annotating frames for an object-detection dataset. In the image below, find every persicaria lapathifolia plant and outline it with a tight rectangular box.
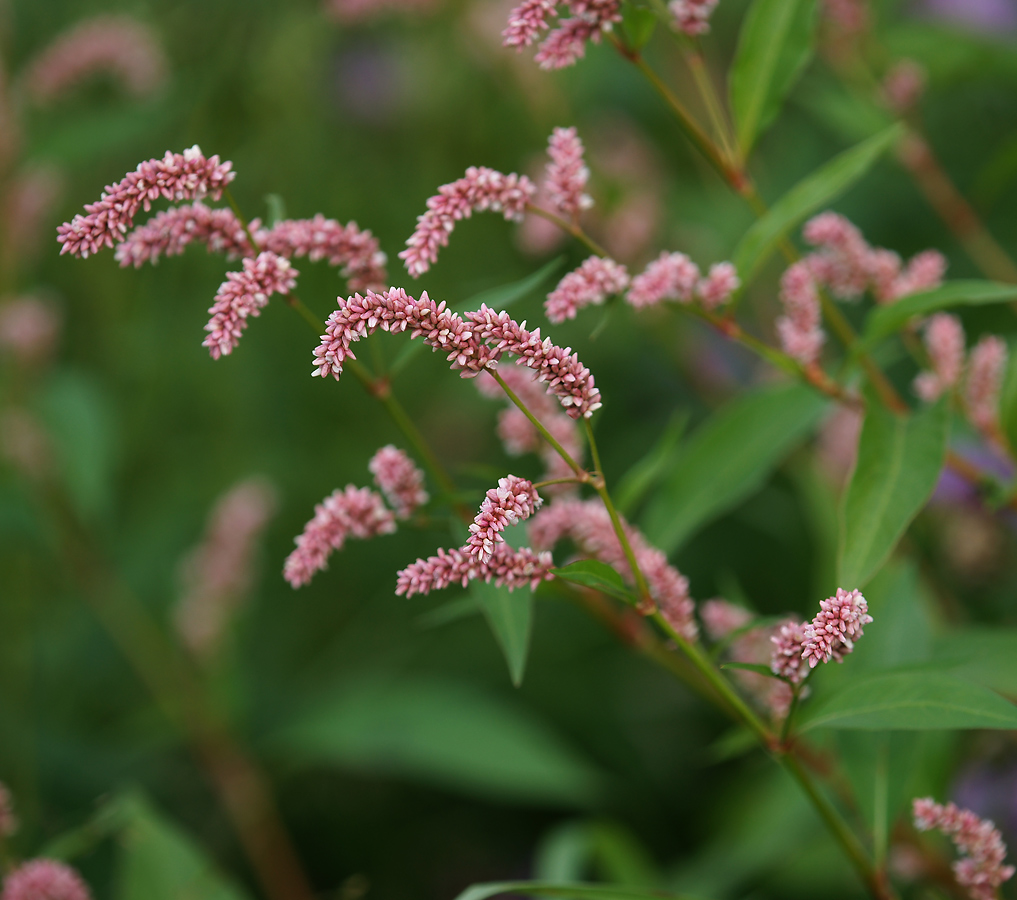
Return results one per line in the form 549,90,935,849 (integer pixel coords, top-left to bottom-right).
50,0,1017,898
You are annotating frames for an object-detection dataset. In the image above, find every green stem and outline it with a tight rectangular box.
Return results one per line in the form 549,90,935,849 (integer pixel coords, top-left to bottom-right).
684,41,738,164
525,204,609,258
223,186,259,252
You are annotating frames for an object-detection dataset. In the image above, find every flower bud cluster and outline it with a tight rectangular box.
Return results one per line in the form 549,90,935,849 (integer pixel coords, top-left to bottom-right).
669,0,719,35
626,252,739,311
545,127,594,220
0,860,91,900
502,0,621,70
769,588,871,678
369,445,430,519
545,256,629,323
467,475,543,563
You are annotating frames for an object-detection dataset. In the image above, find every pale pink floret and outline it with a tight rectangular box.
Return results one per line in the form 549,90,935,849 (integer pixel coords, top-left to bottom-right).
530,498,697,638
502,0,559,47
965,335,1008,434
777,259,825,365
24,15,167,105
313,288,499,380
114,201,253,267
0,781,16,837
626,251,700,309
57,146,235,258
801,587,872,668
203,252,298,359
769,619,810,684
700,598,752,641
467,475,542,563
545,127,593,220
669,0,718,35
465,304,603,418
914,313,965,402
0,860,91,900
284,486,396,588
545,255,629,323
913,798,1015,900
396,543,554,596
399,166,536,277
174,479,277,657
369,445,429,518
803,211,871,300
534,0,621,70
696,261,740,310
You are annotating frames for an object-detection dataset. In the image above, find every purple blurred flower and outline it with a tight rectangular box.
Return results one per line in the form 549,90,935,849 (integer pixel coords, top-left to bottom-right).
916,0,1017,33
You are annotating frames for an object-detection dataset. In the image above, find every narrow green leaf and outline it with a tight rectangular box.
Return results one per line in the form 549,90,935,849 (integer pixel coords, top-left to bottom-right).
729,0,820,155
455,881,697,900
622,4,657,51
798,670,1017,731
1001,343,1017,455
838,399,949,588
552,560,635,604
117,793,250,900
933,627,1017,696
536,820,661,886
863,281,1017,345
270,677,603,806
733,124,903,286
462,256,565,311
642,384,828,553
471,577,534,686
720,661,787,681
415,595,481,629
614,412,689,516
263,193,287,227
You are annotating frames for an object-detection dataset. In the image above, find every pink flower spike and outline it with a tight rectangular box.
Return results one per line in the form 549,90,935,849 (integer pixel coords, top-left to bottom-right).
502,0,559,47
284,485,396,588
776,259,825,365
913,798,1015,900
889,249,947,302
533,0,620,70
914,312,965,402
545,127,593,220
0,781,16,837
399,167,536,277
801,587,872,668
965,335,1008,434
369,445,429,518
769,619,809,684
467,475,542,562
545,255,629,323
696,261,739,310
627,251,700,309
700,598,752,641
114,201,253,268
57,146,235,258
396,543,554,596
0,860,91,900
669,0,718,35
24,15,167,106
203,252,298,359
802,211,871,300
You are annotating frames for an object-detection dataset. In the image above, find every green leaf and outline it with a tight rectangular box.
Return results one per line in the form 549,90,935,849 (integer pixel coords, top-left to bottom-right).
271,676,603,806
642,383,828,553
415,595,481,629
729,0,820,156
472,577,534,686
552,560,635,604
720,662,787,680
622,4,657,51
614,412,689,516
1001,343,1017,455
263,193,287,227
838,399,949,588
117,793,250,900
732,124,903,286
462,257,565,311
536,820,661,886
863,281,1017,345
798,670,1017,731
933,627,1017,696
455,882,696,900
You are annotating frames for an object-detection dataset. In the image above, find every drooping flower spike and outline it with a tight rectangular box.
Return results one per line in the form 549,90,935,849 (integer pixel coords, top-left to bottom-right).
913,798,1015,900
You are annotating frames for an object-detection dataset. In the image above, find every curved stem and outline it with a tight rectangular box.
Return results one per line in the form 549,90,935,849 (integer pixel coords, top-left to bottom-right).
525,203,609,258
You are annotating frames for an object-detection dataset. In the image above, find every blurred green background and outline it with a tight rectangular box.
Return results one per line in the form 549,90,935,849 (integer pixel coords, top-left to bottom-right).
3,0,1017,897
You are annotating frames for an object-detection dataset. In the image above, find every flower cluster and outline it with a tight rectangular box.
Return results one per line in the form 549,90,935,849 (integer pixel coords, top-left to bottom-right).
467,475,542,562
965,336,1008,435
501,0,621,70
0,860,91,900
769,588,871,677
914,313,965,402
23,15,167,105
625,252,739,311
545,255,629,323
545,126,594,220
913,798,1015,900
400,167,535,277
113,201,253,266
777,260,825,365
174,479,277,658
769,619,810,684
203,252,298,359
669,0,719,35
529,497,697,637
396,543,554,596
57,146,235,258
368,445,429,518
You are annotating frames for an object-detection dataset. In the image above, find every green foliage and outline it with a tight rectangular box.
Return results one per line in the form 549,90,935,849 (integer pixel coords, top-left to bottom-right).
613,411,688,516
733,124,904,285
729,0,820,156
471,577,534,686
838,398,949,588
454,883,698,900
642,383,828,553
535,819,661,886
552,560,636,604
621,4,657,52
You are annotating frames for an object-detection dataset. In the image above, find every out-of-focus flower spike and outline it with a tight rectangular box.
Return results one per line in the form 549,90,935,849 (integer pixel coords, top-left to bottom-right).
669,0,719,35
502,0,559,47
965,335,1008,435
696,261,739,310
776,259,825,365
545,255,629,323
0,781,17,837
545,127,593,221
914,312,965,402
626,251,700,308
0,860,91,900
369,445,429,518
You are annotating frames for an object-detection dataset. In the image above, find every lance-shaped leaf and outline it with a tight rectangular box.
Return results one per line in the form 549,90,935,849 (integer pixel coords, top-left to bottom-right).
552,560,636,604
798,670,1017,731
642,383,828,553
862,280,1017,346
838,399,949,588
733,124,903,286
472,577,534,687
455,882,698,900
993,340,1017,455
729,0,820,156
